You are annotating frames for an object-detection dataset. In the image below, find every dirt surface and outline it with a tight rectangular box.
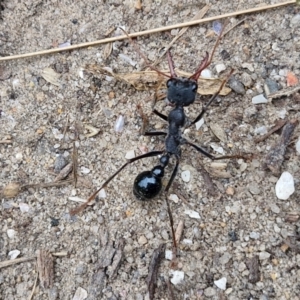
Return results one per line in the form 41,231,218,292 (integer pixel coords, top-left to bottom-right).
1,1,300,299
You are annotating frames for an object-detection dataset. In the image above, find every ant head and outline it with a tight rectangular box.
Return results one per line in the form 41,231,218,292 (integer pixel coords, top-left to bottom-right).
166,77,198,107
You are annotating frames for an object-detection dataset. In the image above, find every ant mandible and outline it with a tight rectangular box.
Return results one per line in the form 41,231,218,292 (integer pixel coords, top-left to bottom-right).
71,25,241,250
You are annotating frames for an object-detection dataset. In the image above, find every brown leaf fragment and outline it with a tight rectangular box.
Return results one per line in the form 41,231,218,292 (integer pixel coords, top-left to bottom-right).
199,164,218,196
265,119,299,175
84,65,231,95
36,250,54,289
246,255,260,284
41,68,60,86
147,243,166,300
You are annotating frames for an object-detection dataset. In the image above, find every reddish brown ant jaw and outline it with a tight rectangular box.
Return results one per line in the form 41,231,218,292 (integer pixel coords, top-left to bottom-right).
189,51,210,81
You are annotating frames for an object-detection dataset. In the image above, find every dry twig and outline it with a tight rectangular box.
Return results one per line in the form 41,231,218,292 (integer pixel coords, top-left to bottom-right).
0,1,296,62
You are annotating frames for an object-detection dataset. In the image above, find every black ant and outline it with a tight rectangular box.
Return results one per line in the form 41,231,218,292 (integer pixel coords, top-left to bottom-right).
71,26,245,250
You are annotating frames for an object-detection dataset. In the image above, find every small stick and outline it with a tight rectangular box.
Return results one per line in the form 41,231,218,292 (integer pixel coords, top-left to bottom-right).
0,139,13,144
254,119,287,143
28,271,39,300
0,252,68,269
0,1,296,62
265,119,299,175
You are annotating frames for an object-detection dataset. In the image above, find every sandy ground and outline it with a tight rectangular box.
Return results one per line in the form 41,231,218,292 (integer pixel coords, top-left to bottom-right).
0,1,300,299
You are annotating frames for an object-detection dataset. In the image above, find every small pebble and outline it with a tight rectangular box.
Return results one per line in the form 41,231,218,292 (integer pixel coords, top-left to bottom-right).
296,138,300,154
19,203,30,213
204,287,216,297
165,250,173,260
8,250,21,260
54,154,67,173
241,72,253,87
254,126,267,135
15,153,23,160
242,63,254,72
125,149,135,159
220,49,230,60
275,172,295,200
214,277,227,290
250,232,260,239
270,204,280,214
7,229,16,239
200,69,212,78
181,170,190,182
252,94,268,104
226,186,235,196
219,252,232,265
291,14,300,27
184,209,200,219
259,251,271,260
264,78,279,96
228,77,245,95
215,63,226,74
169,194,179,203
170,270,184,285
114,115,125,132
138,235,147,245
195,118,204,130
80,167,90,174
72,287,87,300
248,183,261,195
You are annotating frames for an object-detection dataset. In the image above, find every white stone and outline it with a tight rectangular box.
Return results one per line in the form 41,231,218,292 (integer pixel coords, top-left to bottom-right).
214,277,227,290
275,172,295,200
184,209,201,219
80,166,90,174
7,229,16,239
296,138,300,154
125,149,135,159
72,287,88,300
252,94,268,104
168,194,179,203
254,126,267,135
165,250,173,260
249,232,260,239
242,63,254,72
200,69,212,78
259,251,271,260
19,203,30,213
8,250,21,260
15,153,23,160
211,143,224,154
195,118,204,130
170,270,184,285
215,63,226,73
181,170,190,182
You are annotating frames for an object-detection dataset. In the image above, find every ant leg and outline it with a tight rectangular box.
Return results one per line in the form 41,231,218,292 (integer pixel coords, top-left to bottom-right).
188,69,234,127
70,150,164,215
163,156,180,250
184,139,249,161
144,131,167,137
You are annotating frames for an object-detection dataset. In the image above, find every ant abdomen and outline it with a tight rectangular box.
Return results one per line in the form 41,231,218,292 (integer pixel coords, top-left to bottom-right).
133,165,164,200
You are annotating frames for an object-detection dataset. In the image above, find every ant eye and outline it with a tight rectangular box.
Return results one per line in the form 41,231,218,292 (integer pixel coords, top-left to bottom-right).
167,79,172,88
192,83,198,92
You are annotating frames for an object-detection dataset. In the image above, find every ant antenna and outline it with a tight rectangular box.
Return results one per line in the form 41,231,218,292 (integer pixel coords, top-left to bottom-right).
119,27,172,79
190,21,227,81
166,50,177,78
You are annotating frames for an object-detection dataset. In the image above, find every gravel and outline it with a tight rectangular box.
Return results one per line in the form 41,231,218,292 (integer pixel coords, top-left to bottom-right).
1,1,300,299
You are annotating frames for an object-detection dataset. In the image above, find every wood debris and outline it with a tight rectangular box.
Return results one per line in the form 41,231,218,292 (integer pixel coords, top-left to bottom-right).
36,249,54,289
264,119,298,175
84,65,231,95
147,243,166,300
246,255,260,284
